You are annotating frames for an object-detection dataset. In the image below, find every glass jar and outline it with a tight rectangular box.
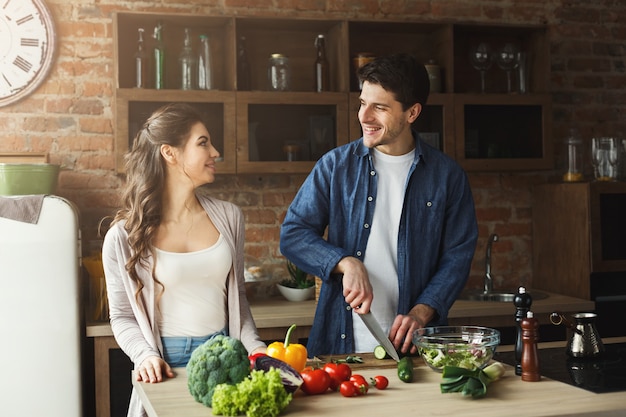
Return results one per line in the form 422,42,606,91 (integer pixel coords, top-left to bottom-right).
268,53,290,91
424,59,441,93
353,52,375,90
561,128,583,182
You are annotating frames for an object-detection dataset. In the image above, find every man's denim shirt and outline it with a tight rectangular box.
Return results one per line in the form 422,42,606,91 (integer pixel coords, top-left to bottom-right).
280,132,478,356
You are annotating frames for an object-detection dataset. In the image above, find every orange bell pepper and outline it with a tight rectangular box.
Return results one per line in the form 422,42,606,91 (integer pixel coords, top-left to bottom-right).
266,324,308,372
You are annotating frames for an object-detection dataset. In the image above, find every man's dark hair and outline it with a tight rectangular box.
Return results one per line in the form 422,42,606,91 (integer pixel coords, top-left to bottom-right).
357,53,430,111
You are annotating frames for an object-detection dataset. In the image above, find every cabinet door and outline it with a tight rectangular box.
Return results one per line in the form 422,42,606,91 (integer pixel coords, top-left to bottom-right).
454,94,552,171
115,89,237,174
236,92,349,174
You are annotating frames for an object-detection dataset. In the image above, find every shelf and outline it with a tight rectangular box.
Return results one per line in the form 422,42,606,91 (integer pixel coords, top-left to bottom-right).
235,91,349,174
453,93,552,171
113,12,552,174
453,23,549,94
115,13,235,91
114,89,237,174
235,17,348,93
348,21,451,92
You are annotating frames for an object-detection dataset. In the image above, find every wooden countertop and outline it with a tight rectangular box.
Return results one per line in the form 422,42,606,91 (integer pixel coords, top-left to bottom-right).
86,291,594,338
133,341,626,417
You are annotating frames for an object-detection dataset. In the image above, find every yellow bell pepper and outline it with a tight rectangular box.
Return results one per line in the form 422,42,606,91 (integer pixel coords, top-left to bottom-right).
266,324,307,372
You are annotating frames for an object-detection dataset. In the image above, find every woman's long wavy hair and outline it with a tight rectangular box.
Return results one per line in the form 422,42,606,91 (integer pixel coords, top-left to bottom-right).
112,103,204,300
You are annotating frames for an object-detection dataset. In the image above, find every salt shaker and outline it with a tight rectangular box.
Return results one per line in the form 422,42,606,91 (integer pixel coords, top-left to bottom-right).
521,310,541,382
513,286,532,376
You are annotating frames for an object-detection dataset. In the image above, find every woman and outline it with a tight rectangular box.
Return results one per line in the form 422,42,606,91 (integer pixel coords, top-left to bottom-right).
102,103,266,417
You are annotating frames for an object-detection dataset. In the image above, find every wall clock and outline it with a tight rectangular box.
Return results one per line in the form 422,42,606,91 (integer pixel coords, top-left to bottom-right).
0,0,57,107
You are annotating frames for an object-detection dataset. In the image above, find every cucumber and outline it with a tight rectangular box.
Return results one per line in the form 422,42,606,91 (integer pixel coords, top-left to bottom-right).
397,356,414,383
373,345,389,360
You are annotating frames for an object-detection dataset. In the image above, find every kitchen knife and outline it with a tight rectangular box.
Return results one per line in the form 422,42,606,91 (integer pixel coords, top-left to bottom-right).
359,311,400,362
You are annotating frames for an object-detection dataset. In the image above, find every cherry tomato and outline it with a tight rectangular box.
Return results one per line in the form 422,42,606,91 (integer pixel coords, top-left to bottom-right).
339,380,357,397
323,362,352,390
371,375,389,390
248,353,267,369
300,368,331,395
350,374,369,395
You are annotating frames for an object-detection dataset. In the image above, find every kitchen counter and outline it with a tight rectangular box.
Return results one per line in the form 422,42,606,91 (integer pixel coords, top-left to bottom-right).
448,291,595,327
86,291,595,417
86,290,594,339
132,342,626,417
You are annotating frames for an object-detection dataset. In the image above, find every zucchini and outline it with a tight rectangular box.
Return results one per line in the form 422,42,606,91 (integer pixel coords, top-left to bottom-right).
397,356,414,383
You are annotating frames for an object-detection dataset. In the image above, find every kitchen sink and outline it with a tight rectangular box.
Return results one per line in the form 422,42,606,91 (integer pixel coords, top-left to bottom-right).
458,289,549,302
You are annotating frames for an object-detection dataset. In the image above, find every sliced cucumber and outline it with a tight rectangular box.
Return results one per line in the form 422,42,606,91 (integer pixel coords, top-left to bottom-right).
373,345,389,360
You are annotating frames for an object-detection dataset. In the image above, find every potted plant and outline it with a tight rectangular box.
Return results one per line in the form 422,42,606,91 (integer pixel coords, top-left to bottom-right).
277,260,315,302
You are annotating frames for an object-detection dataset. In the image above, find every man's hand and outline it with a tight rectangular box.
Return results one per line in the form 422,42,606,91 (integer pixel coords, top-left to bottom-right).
334,257,373,313
389,304,435,354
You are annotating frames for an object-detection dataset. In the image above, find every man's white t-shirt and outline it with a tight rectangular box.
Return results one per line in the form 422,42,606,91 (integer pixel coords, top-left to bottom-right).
353,147,414,352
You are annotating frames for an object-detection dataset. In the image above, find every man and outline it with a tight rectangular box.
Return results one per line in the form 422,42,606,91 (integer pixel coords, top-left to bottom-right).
280,53,478,357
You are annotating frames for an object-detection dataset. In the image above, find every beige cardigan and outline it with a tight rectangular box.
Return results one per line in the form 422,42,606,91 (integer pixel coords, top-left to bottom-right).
103,193,266,417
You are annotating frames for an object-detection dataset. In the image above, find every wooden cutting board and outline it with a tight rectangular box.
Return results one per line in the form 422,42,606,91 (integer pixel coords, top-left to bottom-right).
308,352,416,370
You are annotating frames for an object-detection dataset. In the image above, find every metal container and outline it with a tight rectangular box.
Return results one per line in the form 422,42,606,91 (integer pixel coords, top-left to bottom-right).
0,163,60,195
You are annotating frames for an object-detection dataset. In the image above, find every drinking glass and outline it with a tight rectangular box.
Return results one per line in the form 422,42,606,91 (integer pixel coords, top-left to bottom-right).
496,43,520,93
470,43,494,93
591,137,618,181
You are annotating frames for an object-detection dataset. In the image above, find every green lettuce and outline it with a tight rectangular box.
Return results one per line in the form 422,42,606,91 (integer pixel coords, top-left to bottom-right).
211,368,292,417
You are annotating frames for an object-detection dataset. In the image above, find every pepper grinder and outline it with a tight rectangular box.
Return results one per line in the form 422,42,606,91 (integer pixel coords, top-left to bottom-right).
521,310,541,381
513,286,532,375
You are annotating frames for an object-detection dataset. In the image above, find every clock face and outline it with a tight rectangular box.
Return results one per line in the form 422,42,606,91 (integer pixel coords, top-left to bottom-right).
0,0,56,107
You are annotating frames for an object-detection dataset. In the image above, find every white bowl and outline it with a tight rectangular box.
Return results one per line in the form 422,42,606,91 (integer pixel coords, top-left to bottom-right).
276,284,315,302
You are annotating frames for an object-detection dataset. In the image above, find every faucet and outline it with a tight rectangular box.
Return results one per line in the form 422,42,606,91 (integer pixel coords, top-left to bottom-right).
484,233,499,293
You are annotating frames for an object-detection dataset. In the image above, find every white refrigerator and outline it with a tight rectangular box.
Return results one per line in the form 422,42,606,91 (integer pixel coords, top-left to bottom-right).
0,195,83,417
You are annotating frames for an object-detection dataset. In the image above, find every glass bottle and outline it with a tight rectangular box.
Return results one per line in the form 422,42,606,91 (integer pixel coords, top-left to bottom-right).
197,34,212,90
133,28,148,88
268,53,290,91
179,28,196,90
314,34,329,92
561,128,583,182
237,36,250,91
152,22,165,90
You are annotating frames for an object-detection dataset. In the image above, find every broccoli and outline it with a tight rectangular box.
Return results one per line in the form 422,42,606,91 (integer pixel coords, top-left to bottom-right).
186,335,251,407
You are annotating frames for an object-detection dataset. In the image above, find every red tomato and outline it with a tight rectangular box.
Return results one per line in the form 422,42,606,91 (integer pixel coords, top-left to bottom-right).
323,362,352,390
339,380,357,397
350,374,369,395
300,368,331,395
371,375,389,390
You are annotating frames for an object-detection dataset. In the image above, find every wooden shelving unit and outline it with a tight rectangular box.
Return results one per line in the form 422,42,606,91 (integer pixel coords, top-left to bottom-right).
113,13,552,174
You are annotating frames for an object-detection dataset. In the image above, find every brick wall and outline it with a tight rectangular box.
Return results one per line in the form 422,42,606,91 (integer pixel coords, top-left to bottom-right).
1,0,624,292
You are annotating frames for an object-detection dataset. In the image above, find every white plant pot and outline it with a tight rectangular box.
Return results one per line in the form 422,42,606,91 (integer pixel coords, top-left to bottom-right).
277,284,315,302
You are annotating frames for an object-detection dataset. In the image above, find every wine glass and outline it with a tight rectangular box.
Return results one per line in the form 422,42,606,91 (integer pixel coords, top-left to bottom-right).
592,137,618,181
469,42,494,93
496,43,520,93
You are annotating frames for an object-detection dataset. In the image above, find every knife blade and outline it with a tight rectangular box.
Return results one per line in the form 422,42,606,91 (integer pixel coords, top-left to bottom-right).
359,311,400,362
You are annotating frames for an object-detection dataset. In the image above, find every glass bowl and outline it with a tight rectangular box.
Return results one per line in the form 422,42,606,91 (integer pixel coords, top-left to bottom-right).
413,326,500,372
